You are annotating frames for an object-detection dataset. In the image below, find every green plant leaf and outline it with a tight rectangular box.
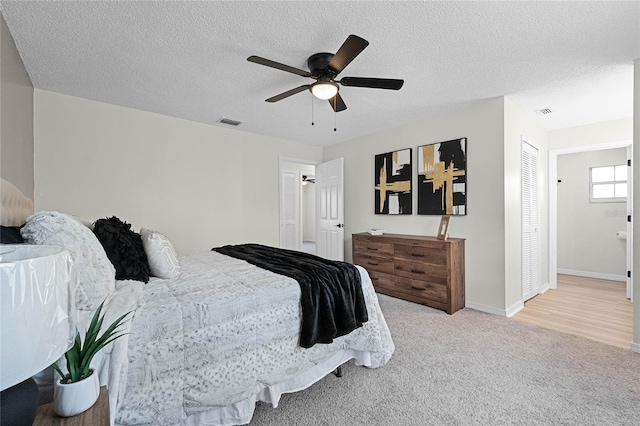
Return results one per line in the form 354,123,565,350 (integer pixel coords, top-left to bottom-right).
81,310,106,359
67,343,80,382
80,312,131,373
83,300,105,343
62,298,132,383
84,311,131,355
52,363,65,381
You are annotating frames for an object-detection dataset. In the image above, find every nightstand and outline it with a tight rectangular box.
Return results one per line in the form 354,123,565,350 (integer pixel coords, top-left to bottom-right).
33,386,109,425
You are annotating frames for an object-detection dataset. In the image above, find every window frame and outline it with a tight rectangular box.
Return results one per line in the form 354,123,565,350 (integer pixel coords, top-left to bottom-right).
589,164,627,203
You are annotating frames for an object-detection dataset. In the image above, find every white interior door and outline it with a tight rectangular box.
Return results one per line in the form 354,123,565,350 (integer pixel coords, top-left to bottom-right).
522,139,541,301
280,170,300,251
316,158,344,261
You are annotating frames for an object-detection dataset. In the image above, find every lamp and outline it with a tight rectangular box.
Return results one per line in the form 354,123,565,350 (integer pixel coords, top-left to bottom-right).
310,82,338,100
1,245,75,425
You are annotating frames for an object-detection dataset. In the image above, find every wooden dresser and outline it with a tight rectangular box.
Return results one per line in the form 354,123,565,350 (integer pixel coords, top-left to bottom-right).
352,233,465,314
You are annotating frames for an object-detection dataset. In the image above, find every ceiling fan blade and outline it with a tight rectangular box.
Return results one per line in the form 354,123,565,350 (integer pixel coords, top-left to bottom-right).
265,85,311,103
340,77,404,90
248,56,312,77
328,93,347,112
327,35,369,75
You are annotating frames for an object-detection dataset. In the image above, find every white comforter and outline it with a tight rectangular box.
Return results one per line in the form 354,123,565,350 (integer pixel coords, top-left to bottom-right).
114,251,394,425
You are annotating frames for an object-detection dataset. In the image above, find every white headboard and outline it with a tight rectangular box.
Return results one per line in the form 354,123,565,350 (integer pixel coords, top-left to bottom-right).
1,178,34,226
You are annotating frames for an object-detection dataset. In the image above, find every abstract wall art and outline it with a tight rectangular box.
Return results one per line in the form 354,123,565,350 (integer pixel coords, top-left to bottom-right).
418,138,467,215
374,148,412,215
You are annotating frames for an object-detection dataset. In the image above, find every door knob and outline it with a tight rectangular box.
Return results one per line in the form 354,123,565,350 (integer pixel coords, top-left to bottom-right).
334,224,344,228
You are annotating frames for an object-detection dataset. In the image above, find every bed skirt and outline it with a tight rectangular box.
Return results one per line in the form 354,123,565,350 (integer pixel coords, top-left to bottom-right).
181,349,373,426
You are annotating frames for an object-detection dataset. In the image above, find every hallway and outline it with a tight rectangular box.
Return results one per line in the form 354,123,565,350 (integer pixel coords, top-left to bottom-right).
514,274,632,349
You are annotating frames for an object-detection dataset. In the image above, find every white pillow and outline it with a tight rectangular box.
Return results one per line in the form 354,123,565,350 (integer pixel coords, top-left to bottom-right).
21,211,115,311
72,215,96,230
140,228,180,279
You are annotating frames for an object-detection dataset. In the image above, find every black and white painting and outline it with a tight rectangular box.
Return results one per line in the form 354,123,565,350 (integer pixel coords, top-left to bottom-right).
418,138,467,215
374,148,412,215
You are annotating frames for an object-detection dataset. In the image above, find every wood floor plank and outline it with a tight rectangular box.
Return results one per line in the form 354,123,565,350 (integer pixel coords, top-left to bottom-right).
513,274,633,349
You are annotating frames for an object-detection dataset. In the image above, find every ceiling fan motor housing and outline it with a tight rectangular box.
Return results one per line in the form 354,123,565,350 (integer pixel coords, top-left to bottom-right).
307,52,337,79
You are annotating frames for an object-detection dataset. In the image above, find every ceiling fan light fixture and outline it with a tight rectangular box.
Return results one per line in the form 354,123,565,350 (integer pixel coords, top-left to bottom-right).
311,82,338,100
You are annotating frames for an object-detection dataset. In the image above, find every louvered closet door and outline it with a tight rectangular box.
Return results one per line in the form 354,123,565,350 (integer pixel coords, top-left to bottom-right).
522,140,541,301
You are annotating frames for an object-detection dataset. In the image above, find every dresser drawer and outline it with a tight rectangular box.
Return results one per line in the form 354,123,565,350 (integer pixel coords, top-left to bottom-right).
366,270,395,290
394,244,447,265
353,255,395,274
394,277,447,303
353,239,394,258
394,259,447,284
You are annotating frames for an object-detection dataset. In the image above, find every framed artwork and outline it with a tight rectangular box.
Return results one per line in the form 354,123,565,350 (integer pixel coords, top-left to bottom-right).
374,148,412,214
437,215,451,240
418,138,467,215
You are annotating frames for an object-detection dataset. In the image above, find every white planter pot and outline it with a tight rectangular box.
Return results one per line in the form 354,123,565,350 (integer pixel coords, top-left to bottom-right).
53,369,100,417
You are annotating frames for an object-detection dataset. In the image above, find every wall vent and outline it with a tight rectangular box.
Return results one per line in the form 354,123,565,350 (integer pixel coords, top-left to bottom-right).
218,118,242,126
535,108,553,115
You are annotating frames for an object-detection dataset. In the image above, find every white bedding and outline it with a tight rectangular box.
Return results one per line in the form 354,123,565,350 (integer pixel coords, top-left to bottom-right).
114,251,395,425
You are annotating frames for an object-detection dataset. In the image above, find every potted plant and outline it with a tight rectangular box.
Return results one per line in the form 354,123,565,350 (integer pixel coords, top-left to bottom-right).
52,300,131,417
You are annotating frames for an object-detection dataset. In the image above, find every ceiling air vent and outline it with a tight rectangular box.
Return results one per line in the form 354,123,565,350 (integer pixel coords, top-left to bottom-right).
218,118,242,126
535,108,553,116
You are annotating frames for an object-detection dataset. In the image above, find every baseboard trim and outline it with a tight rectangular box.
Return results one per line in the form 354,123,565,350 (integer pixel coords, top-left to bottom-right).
557,269,625,282
465,302,506,317
539,282,550,294
506,301,524,318
631,342,640,354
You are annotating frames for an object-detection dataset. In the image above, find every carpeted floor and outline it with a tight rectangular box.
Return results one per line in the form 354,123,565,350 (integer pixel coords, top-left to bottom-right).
250,294,640,425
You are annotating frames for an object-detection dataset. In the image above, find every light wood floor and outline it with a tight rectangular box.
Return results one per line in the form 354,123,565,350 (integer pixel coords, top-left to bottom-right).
513,274,633,349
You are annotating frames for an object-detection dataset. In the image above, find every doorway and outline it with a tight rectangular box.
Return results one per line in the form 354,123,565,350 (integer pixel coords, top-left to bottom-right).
549,141,633,300
279,158,317,254
538,141,634,349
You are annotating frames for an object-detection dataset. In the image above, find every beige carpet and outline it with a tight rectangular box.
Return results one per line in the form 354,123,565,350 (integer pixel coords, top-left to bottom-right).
250,294,640,425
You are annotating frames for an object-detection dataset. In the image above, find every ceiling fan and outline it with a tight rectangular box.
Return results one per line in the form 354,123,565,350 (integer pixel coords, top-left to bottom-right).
247,35,404,112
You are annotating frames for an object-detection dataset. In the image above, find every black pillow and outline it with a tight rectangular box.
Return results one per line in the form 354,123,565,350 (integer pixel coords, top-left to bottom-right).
93,216,150,283
1,225,24,244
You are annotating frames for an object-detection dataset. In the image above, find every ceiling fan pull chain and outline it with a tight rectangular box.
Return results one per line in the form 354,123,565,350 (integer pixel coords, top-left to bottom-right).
334,96,337,132
311,93,315,126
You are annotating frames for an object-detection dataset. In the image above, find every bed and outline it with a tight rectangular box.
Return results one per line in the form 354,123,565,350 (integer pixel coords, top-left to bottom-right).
0,178,394,425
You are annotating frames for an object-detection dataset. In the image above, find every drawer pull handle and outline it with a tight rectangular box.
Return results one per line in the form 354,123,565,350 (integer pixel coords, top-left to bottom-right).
410,269,425,274
367,247,379,251
369,262,379,266
371,277,379,281
411,253,425,257
411,285,425,291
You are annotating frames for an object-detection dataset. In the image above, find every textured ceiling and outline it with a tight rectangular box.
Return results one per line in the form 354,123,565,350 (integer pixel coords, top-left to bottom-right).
1,1,638,147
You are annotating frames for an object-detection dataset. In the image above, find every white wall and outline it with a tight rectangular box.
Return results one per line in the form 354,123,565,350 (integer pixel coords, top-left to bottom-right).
549,118,633,150
34,90,322,254
324,98,507,312
557,149,627,279
503,97,550,312
0,13,34,198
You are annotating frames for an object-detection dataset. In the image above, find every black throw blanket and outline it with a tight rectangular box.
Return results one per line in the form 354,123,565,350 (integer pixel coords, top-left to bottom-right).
212,244,368,348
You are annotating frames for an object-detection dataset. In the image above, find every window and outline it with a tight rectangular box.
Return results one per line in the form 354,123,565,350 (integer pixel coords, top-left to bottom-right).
590,164,627,202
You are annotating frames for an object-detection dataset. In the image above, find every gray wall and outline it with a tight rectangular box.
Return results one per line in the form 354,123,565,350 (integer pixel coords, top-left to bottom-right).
324,98,506,313
34,90,322,254
557,148,627,279
0,13,33,198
